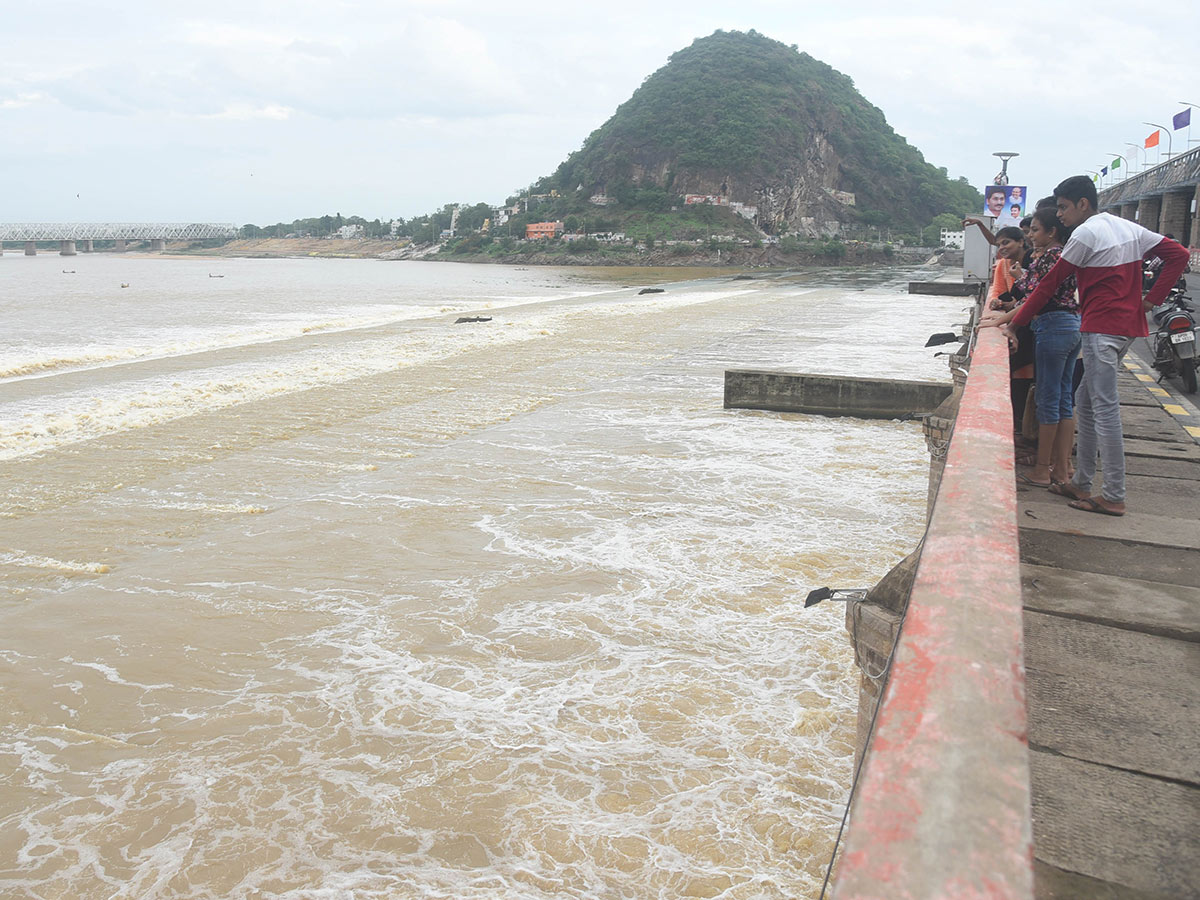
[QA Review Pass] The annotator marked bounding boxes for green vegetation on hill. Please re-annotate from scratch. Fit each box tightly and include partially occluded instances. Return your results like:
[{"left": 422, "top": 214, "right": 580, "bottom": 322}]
[
  {"left": 540, "top": 29, "right": 979, "bottom": 235},
  {"left": 243, "top": 30, "right": 979, "bottom": 248}
]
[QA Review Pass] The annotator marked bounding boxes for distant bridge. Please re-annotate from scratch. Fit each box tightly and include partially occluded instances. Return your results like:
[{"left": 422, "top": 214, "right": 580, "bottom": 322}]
[
  {"left": 1099, "top": 145, "right": 1200, "bottom": 252},
  {"left": 0, "top": 222, "right": 238, "bottom": 255}
]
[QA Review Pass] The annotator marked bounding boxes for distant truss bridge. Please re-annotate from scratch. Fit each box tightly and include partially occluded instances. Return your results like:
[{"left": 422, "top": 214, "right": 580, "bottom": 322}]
[{"left": 0, "top": 223, "right": 238, "bottom": 241}]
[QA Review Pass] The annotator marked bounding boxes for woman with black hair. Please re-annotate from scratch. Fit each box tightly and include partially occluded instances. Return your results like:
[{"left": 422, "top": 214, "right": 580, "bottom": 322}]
[
  {"left": 984, "top": 207, "right": 1080, "bottom": 485},
  {"left": 985, "top": 226, "right": 1037, "bottom": 437}
]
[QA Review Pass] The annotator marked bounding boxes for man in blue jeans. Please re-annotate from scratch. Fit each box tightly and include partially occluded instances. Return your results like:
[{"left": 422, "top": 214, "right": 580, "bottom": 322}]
[{"left": 994, "top": 175, "right": 1189, "bottom": 515}]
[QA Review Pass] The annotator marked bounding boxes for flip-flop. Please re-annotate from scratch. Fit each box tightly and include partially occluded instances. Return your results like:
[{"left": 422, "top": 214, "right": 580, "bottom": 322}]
[
  {"left": 1069, "top": 497, "right": 1125, "bottom": 517},
  {"left": 1049, "top": 481, "right": 1089, "bottom": 500},
  {"left": 1017, "top": 472, "right": 1053, "bottom": 487}
]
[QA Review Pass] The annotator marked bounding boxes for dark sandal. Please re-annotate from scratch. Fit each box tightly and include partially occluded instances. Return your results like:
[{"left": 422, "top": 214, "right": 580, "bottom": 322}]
[
  {"left": 1069, "top": 496, "right": 1125, "bottom": 517},
  {"left": 1049, "top": 481, "right": 1089, "bottom": 500}
]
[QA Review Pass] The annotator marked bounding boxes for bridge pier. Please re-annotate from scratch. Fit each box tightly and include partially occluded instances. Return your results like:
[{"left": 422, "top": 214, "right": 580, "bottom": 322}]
[
  {"left": 1137, "top": 194, "right": 1162, "bottom": 231},
  {"left": 1192, "top": 185, "right": 1200, "bottom": 249},
  {"left": 25, "top": 241, "right": 37, "bottom": 256},
  {"left": 1159, "top": 189, "right": 1192, "bottom": 244},
  {"left": 1120, "top": 201, "right": 1138, "bottom": 221},
  {"left": 80, "top": 239, "right": 94, "bottom": 253},
  {"left": 150, "top": 239, "right": 166, "bottom": 252},
  {"left": 59, "top": 240, "right": 77, "bottom": 256},
  {"left": 114, "top": 239, "right": 127, "bottom": 253}
]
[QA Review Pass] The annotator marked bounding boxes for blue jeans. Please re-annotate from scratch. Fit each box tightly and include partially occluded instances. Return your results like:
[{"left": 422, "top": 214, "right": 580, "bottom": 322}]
[
  {"left": 1073, "top": 332, "right": 1134, "bottom": 503},
  {"left": 1032, "top": 311, "right": 1081, "bottom": 425}
]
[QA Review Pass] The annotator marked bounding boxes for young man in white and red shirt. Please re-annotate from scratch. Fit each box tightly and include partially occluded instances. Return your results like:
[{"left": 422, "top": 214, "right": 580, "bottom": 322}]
[{"left": 988, "top": 175, "right": 1189, "bottom": 516}]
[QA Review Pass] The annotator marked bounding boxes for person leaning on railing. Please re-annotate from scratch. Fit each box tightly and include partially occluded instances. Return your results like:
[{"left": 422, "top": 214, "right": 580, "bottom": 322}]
[
  {"left": 981, "top": 207, "right": 1080, "bottom": 488},
  {"left": 983, "top": 175, "right": 1189, "bottom": 516},
  {"left": 983, "top": 226, "right": 1038, "bottom": 439}
]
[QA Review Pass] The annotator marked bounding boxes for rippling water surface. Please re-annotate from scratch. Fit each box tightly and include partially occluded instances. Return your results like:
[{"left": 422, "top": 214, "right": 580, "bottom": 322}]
[{"left": 0, "top": 254, "right": 960, "bottom": 898}]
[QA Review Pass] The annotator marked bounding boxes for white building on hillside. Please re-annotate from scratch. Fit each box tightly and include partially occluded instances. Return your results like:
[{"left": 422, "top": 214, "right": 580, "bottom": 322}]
[{"left": 940, "top": 229, "right": 965, "bottom": 249}]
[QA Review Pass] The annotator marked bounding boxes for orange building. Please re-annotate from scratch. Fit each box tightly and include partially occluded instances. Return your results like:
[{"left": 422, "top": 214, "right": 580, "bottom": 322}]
[{"left": 526, "top": 221, "right": 564, "bottom": 240}]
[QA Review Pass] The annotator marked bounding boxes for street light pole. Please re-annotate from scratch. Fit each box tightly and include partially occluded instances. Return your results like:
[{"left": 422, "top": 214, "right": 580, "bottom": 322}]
[
  {"left": 992, "top": 151, "right": 1019, "bottom": 184},
  {"left": 1144, "top": 122, "right": 1172, "bottom": 159},
  {"left": 1126, "top": 143, "right": 1145, "bottom": 171},
  {"left": 1182, "top": 102, "right": 1198, "bottom": 145}
]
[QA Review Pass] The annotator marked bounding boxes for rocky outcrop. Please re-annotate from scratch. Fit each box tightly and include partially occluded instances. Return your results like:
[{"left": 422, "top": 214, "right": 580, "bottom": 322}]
[{"left": 550, "top": 30, "right": 979, "bottom": 237}]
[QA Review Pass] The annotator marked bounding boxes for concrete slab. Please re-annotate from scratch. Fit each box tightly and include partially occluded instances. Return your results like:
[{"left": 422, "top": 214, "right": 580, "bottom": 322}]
[
  {"left": 1021, "top": 563, "right": 1200, "bottom": 641},
  {"left": 1016, "top": 495, "right": 1200, "bottom": 550},
  {"left": 1123, "top": 437, "right": 1200, "bottom": 462},
  {"left": 1119, "top": 405, "right": 1195, "bottom": 442},
  {"left": 1123, "top": 455, "right": 1200, "bottom": 479},
  {"left": 1030, "top": 751, "right": 1198, "bottom": 899},
  {"left": 722, "top": 369, "right": 952, "bottom": 418},
  {"left": 908, "top": 281, "right": 980, "bottom": 296},
  {"left": 1124, "top": 473, "right": 1200, "bottom": 500},
  {"left": 1018, "top": 530, "right": 1200, "bottom": 586},
  {"left": 1024, "top": 610, "right": 1200, "bottom": 682},
  {"left": 1016, "top": 480, "right": 1200, "bottom": 518},
  {"left": 1117, "top": 382, "right": 1160, "bottom": 407},
  {"left": 1024, "top": 612, "right": 1200, "bottom": 782},
  {"left": 1027, "top": 669, "right": 1198, "bottom": 783},
  {"left": 1034, "top": 860, "right": 1177, "bottom": 900}
]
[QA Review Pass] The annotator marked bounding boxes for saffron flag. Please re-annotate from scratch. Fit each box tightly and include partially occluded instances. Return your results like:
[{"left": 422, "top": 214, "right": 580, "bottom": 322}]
[
  {"left": 1112, "top": 158, "right": 1121, "bottom": 169},
  {"left": 1146, "top": 129, "right": 1161, "bottom": 148},
  {"left": 1174, "top": 108, "right": 1192, "bottom": 130}
]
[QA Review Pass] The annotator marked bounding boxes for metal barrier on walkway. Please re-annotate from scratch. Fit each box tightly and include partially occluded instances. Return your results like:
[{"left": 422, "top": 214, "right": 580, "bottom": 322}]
[{"left": 834, "top": 327, "right": 1033, "bottom": 899}]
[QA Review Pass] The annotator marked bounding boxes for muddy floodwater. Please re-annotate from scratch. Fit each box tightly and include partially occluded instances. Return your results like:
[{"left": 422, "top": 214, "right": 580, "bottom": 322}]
[{"left": 0, "top": 256, "right": 958, "bottom": 898}]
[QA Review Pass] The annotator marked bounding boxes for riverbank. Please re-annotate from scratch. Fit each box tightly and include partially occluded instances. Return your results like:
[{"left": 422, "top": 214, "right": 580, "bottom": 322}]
[{"left": 173, "top": 237, "right": 938, "bottom": 268}]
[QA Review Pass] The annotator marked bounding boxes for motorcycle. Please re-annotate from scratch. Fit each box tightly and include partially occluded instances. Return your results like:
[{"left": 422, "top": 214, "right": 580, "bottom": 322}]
[{"left": 1149, "top": 283, "right": 1198, "bottom": 394}]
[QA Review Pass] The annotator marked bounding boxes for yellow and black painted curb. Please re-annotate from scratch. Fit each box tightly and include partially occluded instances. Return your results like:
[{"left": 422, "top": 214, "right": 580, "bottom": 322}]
[{"left": 1123, "top": 357, "right": 1200, "bottom": 440}]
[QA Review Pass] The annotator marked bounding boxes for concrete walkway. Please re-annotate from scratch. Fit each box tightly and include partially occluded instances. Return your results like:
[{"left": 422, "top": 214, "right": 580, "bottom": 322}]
[{"left": 1017, "top": 365, "right": 1200, "bottom": 899}]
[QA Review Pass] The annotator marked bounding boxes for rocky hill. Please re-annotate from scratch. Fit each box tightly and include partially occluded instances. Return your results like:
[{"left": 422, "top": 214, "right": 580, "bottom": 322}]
[{"left": 541, "top": 29, "right": 978, "bottom": 236}]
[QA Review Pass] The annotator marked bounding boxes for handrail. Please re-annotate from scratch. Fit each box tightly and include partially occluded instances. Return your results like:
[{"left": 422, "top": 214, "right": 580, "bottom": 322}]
[
  {"left": 833, "top": 326, "right": 1032, "bottom": 899},
  {"left": 1099, "top": 144, "right": 1200, "bottom": 206}
]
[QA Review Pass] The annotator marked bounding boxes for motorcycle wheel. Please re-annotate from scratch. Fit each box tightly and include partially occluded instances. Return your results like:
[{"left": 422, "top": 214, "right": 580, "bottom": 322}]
[{"left": 1182, "top": 358, "right": 1198, "bottom": 394}]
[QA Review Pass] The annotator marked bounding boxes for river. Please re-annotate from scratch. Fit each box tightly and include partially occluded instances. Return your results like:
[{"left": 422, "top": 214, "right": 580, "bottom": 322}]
[{"left": 0, "top": 254, "right": 958, "bottom": 899}]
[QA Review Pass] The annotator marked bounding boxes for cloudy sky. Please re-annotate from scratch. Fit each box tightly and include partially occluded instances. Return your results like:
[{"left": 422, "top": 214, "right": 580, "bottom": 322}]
[{"left": 3, "top": 0, "right": 1197, "bottom": 226}]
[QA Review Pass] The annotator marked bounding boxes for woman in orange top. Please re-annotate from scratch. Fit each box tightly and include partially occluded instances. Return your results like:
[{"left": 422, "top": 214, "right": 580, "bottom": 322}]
[
  {"left": 988, "top": 226, "right": 1026, "bottom": 308},
  {"left": 987, "top": 227, "right": 1035, "bottom": 438}
]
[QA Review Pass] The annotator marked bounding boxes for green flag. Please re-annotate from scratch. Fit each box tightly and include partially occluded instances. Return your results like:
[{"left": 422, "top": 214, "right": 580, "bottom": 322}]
[
  {"left": 1112, "top": 158, "right": 1121, "bottom": 169},
  {"left": 1092, "top": 174, "right": 1099, "bottom": 182}
]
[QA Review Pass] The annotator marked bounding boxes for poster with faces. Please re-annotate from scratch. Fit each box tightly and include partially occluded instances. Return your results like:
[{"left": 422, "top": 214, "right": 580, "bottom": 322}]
[{"left": 982, "top": 185, "right": 1028, "bottom": 221}]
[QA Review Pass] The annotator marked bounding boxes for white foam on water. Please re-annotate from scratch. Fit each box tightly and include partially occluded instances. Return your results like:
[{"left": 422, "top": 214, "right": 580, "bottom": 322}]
[
  {"left": 0, "top": 264, "right": 952, "bottom": 898},
  {"left": 0, "top": 304, "right": 454, "bottom": 383},
  {"left": 0, "top": 551, "right": 111, "bottom": 575},
  {"left": 0, "top": 283, "right": 756, "bottom": 461}
]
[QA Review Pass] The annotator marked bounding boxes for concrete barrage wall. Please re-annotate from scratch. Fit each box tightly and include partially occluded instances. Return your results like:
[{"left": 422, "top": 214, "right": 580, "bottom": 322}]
[{"left": 834, "top": 326, "right": 1033, "bottom": 899}]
